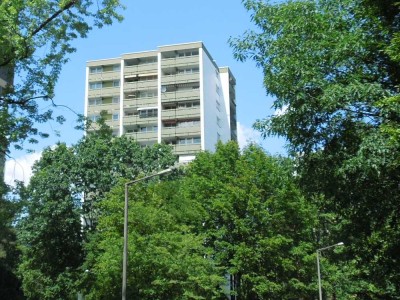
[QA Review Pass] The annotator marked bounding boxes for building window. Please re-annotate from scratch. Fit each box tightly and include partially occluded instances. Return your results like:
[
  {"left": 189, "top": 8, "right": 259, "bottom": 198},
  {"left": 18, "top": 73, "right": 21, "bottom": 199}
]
[
  {"left": 139, "top": 108, "right": 158, "bottom": 118},
  {"left": 141, "top": 57, "right": 157, "bottom": 64},
  {"left": 178, "top": 101, "right": 200, "bottom": 108},
  {"left": 177, "top": 50, "right": 199, "bottom": 57},
  {"left": 217, "top": 117, "right": 221, "bottom": 127},
  {"left": 88, "top": 98, "right": 102, "bottom": 105},
  {"left": 113, "top": 80, "right": 120, "bottom": 87},
  {"left": 90, "top": 66, "right": 103, "bottom": 74},
  {"left": 178, "top": 67, "right": 199, "bottom": 74},
  {"left": 217, "top": 133, "right": 221, "bottom": 141},
  {"left": 112, "top": 96, "right": 120, "bottom": 104},
  {"left": 89, "top": 115, "right": 100, "bottom": 122},
  {"left": 113, "top": 64, "right": 121, "bottom": 72},
  {"left": 177, "top": 120, "right": 200, "bottom": 128},
  {"left": 216, "top": 100, "right": 221, "bottom": 111},
  {"left": 164, "top": 122, "right": 176, "bottom": 128},
  {"left": 139, "top": 90, "right": 157, "bottom": 98},
  {"left": 89, "top": 82, "right": 102, "bottom": 90},
  {"left": 140, "top": 126, "right": 157, "bottom": 132},
  {"left": 112, "top": 113, "right": 119, "bottom": 121},
  {"left": 178, "top": 137, "right": 201, "bottom": 145},
  {"left": 216, "top": 85, "right": 220, "bottom": 95}
]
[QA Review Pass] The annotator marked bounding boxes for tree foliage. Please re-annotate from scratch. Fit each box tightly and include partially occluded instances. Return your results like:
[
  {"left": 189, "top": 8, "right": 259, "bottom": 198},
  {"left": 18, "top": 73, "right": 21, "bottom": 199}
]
[
  {"left": 16, "top": 128, "right": 176, "bottom": 299},
  {"left": 82, "top": 142, "right": 322, "bottom": 299},
  {"left": 230, "top": 0, "right": 400, "bottom": 297},
  {"left": 17, "top": 144, "right": 82, "bottom": 300},
  {"left": 0, "top": 0, "right": 124, "bottom": 154},
  {"left": 0, "top": 188, "right": 24, "bottom": 299},
  {"left": 181, "top": 142, "right": 319, "bottom": 299},
  {"left": 82, "top": 179, "right": 225, "bottom": 300}
]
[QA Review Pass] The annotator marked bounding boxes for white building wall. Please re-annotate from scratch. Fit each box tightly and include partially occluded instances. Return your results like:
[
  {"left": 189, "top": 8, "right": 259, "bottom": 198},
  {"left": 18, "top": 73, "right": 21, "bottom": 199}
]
[{"left": 201, "top": 50, "right": 231, "bottom": 152}]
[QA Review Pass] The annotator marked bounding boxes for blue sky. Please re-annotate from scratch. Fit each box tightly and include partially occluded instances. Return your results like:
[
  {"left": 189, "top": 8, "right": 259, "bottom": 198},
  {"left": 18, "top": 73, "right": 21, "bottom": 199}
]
[{"left": 5, "top": 0, "right": 286, "bottom": 184}]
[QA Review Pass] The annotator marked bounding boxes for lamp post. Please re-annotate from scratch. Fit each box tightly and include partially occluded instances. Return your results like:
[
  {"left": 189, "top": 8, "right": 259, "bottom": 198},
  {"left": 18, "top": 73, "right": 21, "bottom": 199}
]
[
  {"left": 316, "top": 242, "right": 344, "bottom": 300},
  {"left": 122, "top": 165, "right": 180, "bottom": 300}
]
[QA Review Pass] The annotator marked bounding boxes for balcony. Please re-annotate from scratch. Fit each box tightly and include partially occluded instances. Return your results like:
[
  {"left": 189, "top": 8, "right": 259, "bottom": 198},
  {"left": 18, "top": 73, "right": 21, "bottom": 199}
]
[
  {"left": 171, "top": 143, "right": 201, "bottom": 155},
  {"left": 123, "top": 115, "right": 158, "bottom": 125},
  {"left": 105, "top": 119, "right": 120, "bottom": 129},
  {"left": 88, "top": 86, "right": 120, "bottom": 97},
  {"left": 125, "top": 131, "right": 158, "bottom": 142},
  {"left": 161, "top": 107, "right": 200, "bottom": 120},
  {"left": 161, "top": 73, "right": 199, "bottom": 85},
  {"left": 124, "top": 79, "right": 158, "bottom": 91},
  {"left": 88, "top": 71, "right": 120, "bottom": 82},
  {"left": 161, "top": 126, "right": 201, "bottom": 138},
  {"left": 87, "top": 103, "right": 119, "bottom": 115},
  {"left": 124, "top": 63, "right": 157, "bottom": 76},
  {"left": 161, "top": 56, "right": 199, "bottom": 68},
  {"left": 124, "top": 97, "right": 157, "bottom": 109},
  {"left": 161, "top": 89, "right": 200, "bottom": 103}
]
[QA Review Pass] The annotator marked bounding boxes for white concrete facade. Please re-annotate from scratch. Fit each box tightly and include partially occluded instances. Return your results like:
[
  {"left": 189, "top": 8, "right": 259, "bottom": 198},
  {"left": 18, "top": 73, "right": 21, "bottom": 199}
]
[{"left": 85, "top": 42, "right": 237, "bottom": 161}]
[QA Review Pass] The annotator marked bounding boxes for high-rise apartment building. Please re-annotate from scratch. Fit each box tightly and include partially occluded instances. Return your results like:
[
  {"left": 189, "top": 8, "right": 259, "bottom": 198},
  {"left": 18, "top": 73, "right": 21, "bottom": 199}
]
[{"left": 85, "top": 42, "right": 237, "bottom": 162}]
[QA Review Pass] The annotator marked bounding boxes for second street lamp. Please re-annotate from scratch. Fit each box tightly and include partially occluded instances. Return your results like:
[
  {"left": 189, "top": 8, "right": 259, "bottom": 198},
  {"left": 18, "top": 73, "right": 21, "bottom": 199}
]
[
  {"left": 122, "top": 166, "right": 180, "bottom": 300},
  {"left": 316, "top": 242, "right": 344, "bottom": 300}
]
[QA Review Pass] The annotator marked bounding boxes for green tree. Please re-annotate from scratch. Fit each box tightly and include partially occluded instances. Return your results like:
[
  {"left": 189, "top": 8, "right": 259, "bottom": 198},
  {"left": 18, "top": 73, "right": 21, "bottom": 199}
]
[
  {"left": 82, "top": 179, "right": 225, "bottom": 300},
  {"left": 17, "top": 127, "right": 177, "bottom": 299},
  {"left": 73, "top": 126, "right": 177, "bottom": 231},
  {"left": 181, "top": 142, "right": 319, "bottom": 299},
  {"left": 0, "top": 0, "right": 124, "bottom": 158},
  {"left": 17, "top": 144, "right": 82, "bottom": 299},
  {"left": 0, "top": 186, "right": 24, "bottom": 299},
  {"left": 230, "top": 0, "right": 400, "bottom": 297}
]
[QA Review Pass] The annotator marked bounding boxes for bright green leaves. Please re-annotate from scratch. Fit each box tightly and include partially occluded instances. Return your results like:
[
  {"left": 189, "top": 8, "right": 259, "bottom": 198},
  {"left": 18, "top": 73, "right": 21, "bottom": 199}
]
[
  {"left": 181, "top": 142, "right": 318, "bottom": 299},
  {"left": 17, "top": 143, "right": 83, "bottom": 300},
  {"left": 231, "top": 0, "right": 397, "bottom": 154},
  {"left": 16, "top": 131, "right": 176, "bottom": 299},
  {"left": 81, "top": 142, "right": 321, "bottom": 299},
  {"left": 0, "top": 0, "right": 124, "bottom": 155},
  {"left": 83, "top": 180, "right": 225, "bottom": 300},
  {"left": 231, "top": 0, "right": 400, "bottom": 297}
]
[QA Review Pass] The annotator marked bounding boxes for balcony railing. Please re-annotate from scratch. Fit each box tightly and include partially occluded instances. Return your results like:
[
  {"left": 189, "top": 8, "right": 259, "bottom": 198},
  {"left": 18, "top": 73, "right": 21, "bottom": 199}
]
[
  {"left": 161, "top": 107, "right": 200, "bottom": 120},
  {"left": 161, "top": 89, "right": 200, "bottom": 102},
  {"left": 125, "top": 131, "right": 158, "bottom": 141},
  {"left": 88, "top": 71, "right": 120, "bottom": 81},
  {"left": 124, "top": 63, "right": 157, "bottom": 75},
  {"left": 161, "top": 73, "right": 199, "bottom": 85},
  {"left": 124, "top": 98, "right": 157, "bottom": 109},
  {"left": 88, "top": 86, "right": 120, "bottom": 97},
  {"left": 161, "top": 56, "right": 199, "bottom": 68},
  {"left": 124, "top": 79, "right": 158, "bottom": 91},
  {"left": 123, "top": 115, "right": 158, "bottom": 125},
  {"left": 161, "top": 126, "right": 201, "bottom": 138}
]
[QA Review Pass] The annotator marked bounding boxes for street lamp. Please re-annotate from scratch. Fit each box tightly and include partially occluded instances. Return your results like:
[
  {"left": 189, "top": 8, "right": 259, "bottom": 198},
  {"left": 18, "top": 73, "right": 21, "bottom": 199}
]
[
  {"left": 316, "top": 242, "right": 344, "bottom": 300},
  {"left": 122, "top": 165, "right": 182, "bottom": 300}
]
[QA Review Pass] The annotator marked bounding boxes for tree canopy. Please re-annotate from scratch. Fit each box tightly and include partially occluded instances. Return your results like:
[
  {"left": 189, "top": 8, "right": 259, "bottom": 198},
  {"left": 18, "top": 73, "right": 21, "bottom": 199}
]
[
  {"left": 0, "top": 0, "right": 124, "bottom": 155},
  {"left": 16, "top": 128, "right": 176, "bottom": 299},
  {"left": 230, "top": 0, "right": 400, "bottom": 297},
  {"left": 82, "top": 179, "right": 225, "bottom": 300},
  {"left": 180, "top": 142, "right": 320, "bottom": 299}
]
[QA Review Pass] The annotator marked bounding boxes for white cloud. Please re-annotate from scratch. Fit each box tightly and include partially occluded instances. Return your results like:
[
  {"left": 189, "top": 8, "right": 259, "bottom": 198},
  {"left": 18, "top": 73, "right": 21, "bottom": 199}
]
[
  {"left": 4, "top": 152, "right": 42, "bottom": 186},
  {"left": 237, "top": 122, "right": 262, "bottom": 149}
]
